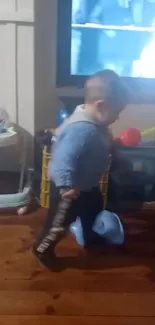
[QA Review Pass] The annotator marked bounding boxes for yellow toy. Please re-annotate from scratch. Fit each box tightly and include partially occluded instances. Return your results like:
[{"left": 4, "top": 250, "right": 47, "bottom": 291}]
[{"left": 141, "top": 126, "right": 155, "bottom": 137}]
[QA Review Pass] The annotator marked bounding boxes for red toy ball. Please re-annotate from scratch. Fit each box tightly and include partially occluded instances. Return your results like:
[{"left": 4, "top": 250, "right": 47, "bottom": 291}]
[{"left": 120, "top": 128, "right": 141, "bottom": 146}]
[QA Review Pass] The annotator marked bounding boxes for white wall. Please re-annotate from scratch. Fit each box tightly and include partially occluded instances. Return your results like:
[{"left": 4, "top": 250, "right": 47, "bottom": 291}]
[
  {"left": 0, "top": 0, "right": 34, "bottom": 131},
  {"left": 0, "top": 0, "right": 34, "bottom": 170}
]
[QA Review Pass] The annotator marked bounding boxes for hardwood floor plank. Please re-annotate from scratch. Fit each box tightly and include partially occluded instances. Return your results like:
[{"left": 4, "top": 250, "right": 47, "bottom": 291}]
[
  {"left": 0, "top": 292, "right": 155, "bottom": 316},
  {"left": 0, "top": 225, "right": 31, "bottom": 239},
  {"left": 0, "top": 209, "right": 155, "bottom": 320},
  {"left": 0, "top": 273, "right": 155, "bottom": 292},
  {"left": 0, "top": 316, "right": 155, "bottom": 325},
  {"left": 0, "top": 256, "right": 154, "bottom": 280},
  {"left": 1, "top": 240, "right": 155, "bottom": 278}
]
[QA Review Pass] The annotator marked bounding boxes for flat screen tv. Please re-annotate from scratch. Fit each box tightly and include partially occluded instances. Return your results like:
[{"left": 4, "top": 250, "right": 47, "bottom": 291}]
[{"left": 56, "top": 0, "right": 155, "bottom": 103}]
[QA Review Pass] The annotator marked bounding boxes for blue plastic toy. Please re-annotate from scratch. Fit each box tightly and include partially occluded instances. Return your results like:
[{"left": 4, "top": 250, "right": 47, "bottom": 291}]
[
  {"left": 70, "top": 210, "right": 124, "bottom": 246},
  {"left": 92, "top": 210, "right": 124, "bottom": 245}
]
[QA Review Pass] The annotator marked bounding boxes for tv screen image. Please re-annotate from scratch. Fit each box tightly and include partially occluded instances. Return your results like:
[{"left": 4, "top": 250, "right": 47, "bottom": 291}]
[{"left": 71, "top": 0, "right": 155, "bottom": 78}]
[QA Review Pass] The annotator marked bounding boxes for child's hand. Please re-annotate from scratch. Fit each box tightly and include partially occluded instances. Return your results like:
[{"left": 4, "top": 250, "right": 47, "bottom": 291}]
[{"left": 62, "top": 188, "right": 80, "bottom": 199}]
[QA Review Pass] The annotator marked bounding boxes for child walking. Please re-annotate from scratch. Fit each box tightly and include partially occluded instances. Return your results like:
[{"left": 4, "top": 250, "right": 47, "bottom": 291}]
[{"left": 32, "top": 70, "right": 128, "bottom": 269}]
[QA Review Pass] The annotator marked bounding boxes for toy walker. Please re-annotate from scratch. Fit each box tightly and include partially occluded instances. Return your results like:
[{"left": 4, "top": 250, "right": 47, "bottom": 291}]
[{"left": 40, "top": 125, "right": 155, "bottom": 210}]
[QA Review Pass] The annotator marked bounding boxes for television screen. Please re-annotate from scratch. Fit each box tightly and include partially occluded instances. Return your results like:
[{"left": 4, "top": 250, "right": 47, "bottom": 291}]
[{"left": 71, "top": 0, "right": 155, "bottom": 78}]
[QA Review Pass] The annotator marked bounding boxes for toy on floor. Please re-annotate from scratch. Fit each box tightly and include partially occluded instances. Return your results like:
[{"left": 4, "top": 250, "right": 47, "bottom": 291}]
[{"left": 70, "top": 210, "right": 124, "bottom": 246}]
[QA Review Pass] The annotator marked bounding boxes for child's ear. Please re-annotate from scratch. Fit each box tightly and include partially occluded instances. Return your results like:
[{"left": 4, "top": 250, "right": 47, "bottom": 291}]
[{"left": 95, "top": 100, "right": 105, "bottom": 110}]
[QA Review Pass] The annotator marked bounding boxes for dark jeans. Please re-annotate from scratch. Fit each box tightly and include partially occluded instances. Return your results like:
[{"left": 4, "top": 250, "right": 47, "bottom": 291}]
[{"left": 36, "top": 183, "right": 103, "bottom": 254}]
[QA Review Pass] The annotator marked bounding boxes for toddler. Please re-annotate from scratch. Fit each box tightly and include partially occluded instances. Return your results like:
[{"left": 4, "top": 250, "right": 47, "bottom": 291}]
[{"left": 32, "top": 70, "right": 128, "bottom": 269}]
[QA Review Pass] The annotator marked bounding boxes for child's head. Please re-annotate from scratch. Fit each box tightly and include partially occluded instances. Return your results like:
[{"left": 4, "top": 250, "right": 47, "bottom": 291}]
[{"left": 84, "top": 70, "right": 128, "bottom": 125}]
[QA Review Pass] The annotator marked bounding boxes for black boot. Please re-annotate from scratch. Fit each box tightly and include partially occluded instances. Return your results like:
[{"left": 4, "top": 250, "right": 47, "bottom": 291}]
[{"left": 31, "top": 245, "right": 57, "bottom": 270}]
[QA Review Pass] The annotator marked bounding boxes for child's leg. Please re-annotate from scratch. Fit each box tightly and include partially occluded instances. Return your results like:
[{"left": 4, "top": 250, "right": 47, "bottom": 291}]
[
  {"left": 79, "top": 187, "right": 103, "bottom": 247},
  {"left": 33, "top": 183, "right": 78, "bottom": 268}
]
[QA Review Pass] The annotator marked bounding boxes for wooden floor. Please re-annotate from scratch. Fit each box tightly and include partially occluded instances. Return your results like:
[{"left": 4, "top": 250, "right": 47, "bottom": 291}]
[{"left": 1, "top": 208, "right": 155, "bottom": 325}]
